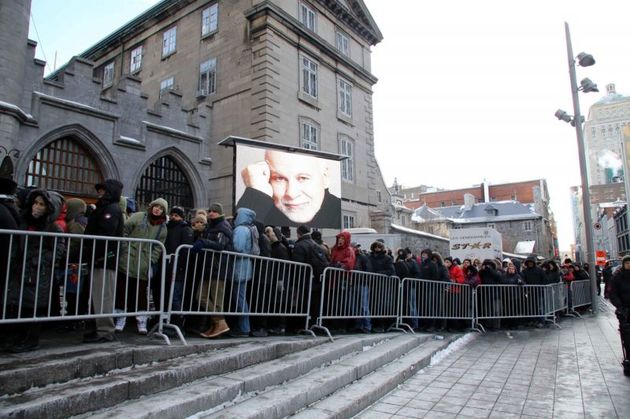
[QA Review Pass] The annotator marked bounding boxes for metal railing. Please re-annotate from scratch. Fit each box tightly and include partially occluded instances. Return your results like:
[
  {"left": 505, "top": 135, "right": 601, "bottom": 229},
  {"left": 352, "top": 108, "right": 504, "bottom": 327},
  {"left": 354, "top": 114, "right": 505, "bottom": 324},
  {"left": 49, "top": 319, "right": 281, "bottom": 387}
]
[
  {"left": 165, "top": 245, "right": 315, "bottom": 344},
  {"left": 569, "top": 279, "right": 592, "bottom": 311},
  {"left": 0, "top": 227, "right": 596, "bottom": 347},
  {"left": 397, "top": 278, "right": 475, "bottom": 332},
  {"left": 474, "top": 284, "right": 561, "bottom": 330},
  {"left": 311, "top": 267, "right": 404, "bottom": 340},
  {"left": 0, "top": 229, "right": 170, "bottom": 343}
]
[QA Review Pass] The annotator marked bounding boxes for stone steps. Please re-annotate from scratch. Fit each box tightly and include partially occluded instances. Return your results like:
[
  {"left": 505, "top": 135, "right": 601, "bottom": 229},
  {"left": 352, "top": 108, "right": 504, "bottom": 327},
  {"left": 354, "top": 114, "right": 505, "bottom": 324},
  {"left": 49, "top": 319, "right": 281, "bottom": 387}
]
[
  {"left": 197, "top": 334, "right": 457, "bottom": 419},
  {"left": 79, "top": 335, "right": 395, "bottom": 419},
  {"left": 0, "top": 337, "right": 327, "bottom": 419}
]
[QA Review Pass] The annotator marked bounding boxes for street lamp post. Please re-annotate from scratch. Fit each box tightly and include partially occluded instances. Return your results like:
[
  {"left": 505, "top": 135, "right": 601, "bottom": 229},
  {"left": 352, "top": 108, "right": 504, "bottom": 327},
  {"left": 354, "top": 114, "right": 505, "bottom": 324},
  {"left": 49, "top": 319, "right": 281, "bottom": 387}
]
[{"left": 561, "top": 22, "right": 599, "bottom": 312}]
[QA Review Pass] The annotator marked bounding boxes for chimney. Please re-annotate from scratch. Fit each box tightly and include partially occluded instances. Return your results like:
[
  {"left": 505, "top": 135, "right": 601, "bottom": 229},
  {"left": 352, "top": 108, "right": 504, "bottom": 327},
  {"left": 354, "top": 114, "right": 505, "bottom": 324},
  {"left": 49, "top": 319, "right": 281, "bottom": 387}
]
[
  {"left": 464, "top": 193, "right": 475, "bottom": 211},
  {"left": 606, "top": 83, "right": 616, "bottom": 95}
]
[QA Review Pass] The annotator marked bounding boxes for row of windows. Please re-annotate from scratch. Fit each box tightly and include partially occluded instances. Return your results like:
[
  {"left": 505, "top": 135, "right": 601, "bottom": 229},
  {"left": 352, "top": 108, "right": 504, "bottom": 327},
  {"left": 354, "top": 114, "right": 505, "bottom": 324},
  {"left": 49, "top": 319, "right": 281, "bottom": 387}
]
[
  {"left": 300, "top": 55, "right": 354, "bottom": 119},
  {"left": 102, "top": 3, "right": 219, "bottom": 96},
  {"left": 299, "top": 117, "right": 354, "bottom": 182},
  {"left": 299, "top": 2, "right": 351, "bottom": 58}
]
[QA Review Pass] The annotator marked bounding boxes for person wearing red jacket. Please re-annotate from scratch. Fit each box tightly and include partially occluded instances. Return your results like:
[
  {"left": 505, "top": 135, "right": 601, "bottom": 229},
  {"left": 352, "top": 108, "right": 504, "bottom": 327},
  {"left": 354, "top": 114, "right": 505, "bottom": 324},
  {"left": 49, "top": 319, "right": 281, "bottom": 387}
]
[{"left": 330, "top": 230, "right": 355, "bottom": 270}]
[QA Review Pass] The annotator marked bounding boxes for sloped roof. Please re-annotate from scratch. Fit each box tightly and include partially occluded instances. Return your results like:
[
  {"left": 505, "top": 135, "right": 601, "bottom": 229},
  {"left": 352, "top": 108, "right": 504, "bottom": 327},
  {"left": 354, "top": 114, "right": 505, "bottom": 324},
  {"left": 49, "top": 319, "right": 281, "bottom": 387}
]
[
  {"left": 412, "top": 204, "right": 445, "bottom": 221},
  {"left": 430, "top": 200, "right": 541, "bottom": 224}
]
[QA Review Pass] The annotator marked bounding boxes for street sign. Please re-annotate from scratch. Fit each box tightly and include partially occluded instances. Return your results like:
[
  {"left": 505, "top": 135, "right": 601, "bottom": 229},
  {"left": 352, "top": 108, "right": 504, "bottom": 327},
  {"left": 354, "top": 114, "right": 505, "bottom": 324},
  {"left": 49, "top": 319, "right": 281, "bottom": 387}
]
[{"left": 596, "top": 250, "right": 607, "bottom": 266}]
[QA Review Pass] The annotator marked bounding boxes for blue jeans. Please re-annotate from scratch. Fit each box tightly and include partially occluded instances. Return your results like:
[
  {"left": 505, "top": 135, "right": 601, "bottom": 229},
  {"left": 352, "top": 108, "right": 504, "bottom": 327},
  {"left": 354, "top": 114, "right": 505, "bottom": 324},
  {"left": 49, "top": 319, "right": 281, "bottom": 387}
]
[
  {"left": 352, "top": 283, "right": 371, "bottom": 331},
  {"left": 231, "top": 281, "right": 250, "bottom": 333}
]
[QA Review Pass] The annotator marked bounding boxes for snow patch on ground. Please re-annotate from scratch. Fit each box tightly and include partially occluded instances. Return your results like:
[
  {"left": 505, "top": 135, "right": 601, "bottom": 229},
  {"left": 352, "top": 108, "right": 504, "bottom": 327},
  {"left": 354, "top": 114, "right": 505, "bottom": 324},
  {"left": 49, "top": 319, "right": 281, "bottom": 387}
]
[{"left": 430, "top": 333, "right": 476, "bottom": 366}]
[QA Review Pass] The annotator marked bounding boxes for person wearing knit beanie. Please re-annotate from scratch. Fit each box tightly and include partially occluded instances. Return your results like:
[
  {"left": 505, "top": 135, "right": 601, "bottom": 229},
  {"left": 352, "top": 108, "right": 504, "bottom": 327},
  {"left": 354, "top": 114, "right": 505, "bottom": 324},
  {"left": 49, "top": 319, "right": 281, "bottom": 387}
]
[{"left": 208, "top": 203, "right": 223, "bottom": 215}]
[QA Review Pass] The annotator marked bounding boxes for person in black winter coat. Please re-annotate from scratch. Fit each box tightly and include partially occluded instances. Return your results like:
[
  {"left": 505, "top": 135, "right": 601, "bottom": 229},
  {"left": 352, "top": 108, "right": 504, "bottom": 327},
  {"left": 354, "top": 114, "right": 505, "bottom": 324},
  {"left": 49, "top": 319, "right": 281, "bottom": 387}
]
[
  {"left": 82, "top": 179, "right": 125, "bottom": 344},
  {"left": 9, "top": 188, "right": 66, "bottom": 352},
  {"left": 189, "top": 203, "right": 233, "bottom": 338},
  {"left": 542, "top": 260, "right": 563, "bottom": 284},
  {"left": 0, "top": 177, "right": 20, "bottom": 326},
  {"left": 417, "top": 248, "right": 438, "bottom": 281},
  {"left": 164, "top": 206, "right": 194, "bottom": 329},
  {"left": 519, "top": 254, "right": 547, "bottom": 327},
  {"left": 478, "top": 259, "right": 503, "bottom": 330},
  {"left": 609, "top": 255, "right": 630, "bottom": 376},
  {"left": 368, "top": 241, "right": 395, "bottom": 332},
  {"left": 262, "top": 226, "right": 291, "bottom": 335}
]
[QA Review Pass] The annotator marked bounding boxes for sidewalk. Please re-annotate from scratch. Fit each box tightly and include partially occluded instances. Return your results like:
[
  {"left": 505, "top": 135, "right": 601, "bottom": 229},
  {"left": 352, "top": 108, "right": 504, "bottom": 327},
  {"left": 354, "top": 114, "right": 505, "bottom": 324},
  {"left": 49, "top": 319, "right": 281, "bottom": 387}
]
[{"left": 357, "top": 298, "right": 629, "bottom": 418}]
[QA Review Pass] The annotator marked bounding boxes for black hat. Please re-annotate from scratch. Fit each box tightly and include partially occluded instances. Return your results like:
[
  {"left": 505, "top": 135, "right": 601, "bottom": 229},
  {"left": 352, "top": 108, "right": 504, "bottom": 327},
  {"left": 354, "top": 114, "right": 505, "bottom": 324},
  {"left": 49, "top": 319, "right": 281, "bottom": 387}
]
[
  {"left": 170, "top": 206, "right": 185, "bottom": 218},
  {"left": 297, "top": 225, "right": 310, "bottom": 235},
  {"left": 0, "top": 177, "right": 17, "bottom": 195}
]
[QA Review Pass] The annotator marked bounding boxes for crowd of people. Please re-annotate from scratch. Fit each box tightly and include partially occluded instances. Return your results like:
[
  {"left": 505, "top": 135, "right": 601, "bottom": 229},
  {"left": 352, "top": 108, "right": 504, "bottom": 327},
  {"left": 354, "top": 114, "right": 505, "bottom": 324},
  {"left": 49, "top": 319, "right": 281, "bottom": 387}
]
[{"left": 1, "top": 175, "right": 629, "bottom": 373}]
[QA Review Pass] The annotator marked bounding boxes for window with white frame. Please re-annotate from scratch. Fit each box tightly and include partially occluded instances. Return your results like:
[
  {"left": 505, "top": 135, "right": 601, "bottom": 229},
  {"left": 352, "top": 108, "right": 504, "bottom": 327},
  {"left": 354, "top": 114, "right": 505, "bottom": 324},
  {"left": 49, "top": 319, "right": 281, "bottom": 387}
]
[
  {"left": 377, "top": 191, "right": 382, "bottom": 202},
  {"left": 523, "top": 220, "right": 533, "bottom": 232},
  {"left": 338, "top": 78, "right": 352, "bottom": 117},
  {"left": 159, "top": 76, "right": 174, "bottom": 97},
  {"left": 162, "top": 26, "right": 177, "bottom": 57},
  {"left": 201, "top": 3, "right": 218, "bottom": 36},
  {"left": 339, "top": 136, "right": 354, "bottom": 182},
  {"left": 130, "top": 46, "right": 143, "bottom": 73},
  {"left": 300, "top": 118, "right": 319, "bottom": 150},
  {"left": 199, "top": 58, "right": 217, "bottom": 95},
  {"left": 299, "top": 2, "right": 316, "bottom": 31},
  {"left": 102, "top": 62, "right": 114, "bottom": 88},
  {"left": 301, "top": 56, "right": 318, "bottom": 98},
  {"left": 343, "top": 214, "right": 355, "bottom": 229},
  {"left": 335, "top": 30, "right": 349, "bottom": 56}
]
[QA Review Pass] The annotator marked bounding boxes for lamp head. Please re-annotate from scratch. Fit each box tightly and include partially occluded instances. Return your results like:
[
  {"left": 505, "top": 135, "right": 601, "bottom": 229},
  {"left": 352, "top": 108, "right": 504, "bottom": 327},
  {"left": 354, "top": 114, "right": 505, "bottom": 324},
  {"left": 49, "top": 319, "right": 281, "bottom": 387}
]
[
  {"left": 576, "top": 52, "right": 595, "bottom": 67},
  {"left": 555, "top": 109, "right": 573, "bottom": 123},
  {"left": 580, "top": 78, "right": 599, "bottom": 93}
]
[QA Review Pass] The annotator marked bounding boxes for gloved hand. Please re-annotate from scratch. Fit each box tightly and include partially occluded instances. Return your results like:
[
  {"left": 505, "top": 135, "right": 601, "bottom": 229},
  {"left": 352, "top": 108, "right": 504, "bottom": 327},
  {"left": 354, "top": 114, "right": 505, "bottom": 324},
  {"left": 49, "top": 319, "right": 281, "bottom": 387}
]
[{"left": 191, "top": 240, "right": 205, "bottom": 253}]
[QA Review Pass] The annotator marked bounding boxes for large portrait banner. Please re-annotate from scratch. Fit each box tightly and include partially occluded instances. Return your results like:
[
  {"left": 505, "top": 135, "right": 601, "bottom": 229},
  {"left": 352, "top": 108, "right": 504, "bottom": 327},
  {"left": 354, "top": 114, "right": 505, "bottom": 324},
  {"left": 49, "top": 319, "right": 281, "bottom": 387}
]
[{"left": 234, "top": 144, "right": 342, "bottom": 228}]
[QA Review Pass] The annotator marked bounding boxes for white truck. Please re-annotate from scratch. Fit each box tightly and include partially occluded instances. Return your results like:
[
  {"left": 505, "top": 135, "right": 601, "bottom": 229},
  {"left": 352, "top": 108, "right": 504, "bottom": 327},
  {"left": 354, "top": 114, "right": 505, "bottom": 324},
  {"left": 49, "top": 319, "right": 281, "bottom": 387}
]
[{"left": 449, "top": 227, "right": 503, "bottom": 261}]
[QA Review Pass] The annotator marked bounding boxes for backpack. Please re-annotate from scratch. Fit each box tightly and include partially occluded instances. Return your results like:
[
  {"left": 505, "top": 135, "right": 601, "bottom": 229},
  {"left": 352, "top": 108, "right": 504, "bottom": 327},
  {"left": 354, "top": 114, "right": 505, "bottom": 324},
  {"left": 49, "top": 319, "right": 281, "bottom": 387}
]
[
  {"left": 395, "top": 260, "right": 411, "bottom": 279},
  {"left": 307, "top": 241, "right": 329, "bottom": 279},
  {"left": 248, "top": 225, "right": 260, "bottom": 256}
]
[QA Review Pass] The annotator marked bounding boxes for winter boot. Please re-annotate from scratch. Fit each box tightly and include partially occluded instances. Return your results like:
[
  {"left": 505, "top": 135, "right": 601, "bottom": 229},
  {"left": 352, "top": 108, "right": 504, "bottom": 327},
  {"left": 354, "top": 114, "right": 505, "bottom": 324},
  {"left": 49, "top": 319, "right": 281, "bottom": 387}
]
[
  {"left": 623, "top": 359, "right": 630, "bottom": 377},
  {"left": 201, "top": 319, "right": 230, "bottom": 338},
  {"left": 136, "top": 316, "right": 148, "bottom": 335}
]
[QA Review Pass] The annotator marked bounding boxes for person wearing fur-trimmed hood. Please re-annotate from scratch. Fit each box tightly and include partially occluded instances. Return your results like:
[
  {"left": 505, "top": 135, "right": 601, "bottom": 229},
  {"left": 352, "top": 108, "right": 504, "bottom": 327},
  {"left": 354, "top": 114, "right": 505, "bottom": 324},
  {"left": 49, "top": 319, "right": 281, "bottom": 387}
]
[{"left": 115, "top": 198, "right": 168, "bottom": 335}]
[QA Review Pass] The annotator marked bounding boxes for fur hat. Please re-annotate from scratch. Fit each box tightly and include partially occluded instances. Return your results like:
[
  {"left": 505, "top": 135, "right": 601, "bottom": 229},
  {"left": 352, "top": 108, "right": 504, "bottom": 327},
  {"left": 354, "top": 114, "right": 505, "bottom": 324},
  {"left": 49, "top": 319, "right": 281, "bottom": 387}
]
[
  {"left": 192, "top": 214, "right": 207, "bottom": 225},
  {"left": 208, "top": 203, "right": 223, "bottom": 215}
]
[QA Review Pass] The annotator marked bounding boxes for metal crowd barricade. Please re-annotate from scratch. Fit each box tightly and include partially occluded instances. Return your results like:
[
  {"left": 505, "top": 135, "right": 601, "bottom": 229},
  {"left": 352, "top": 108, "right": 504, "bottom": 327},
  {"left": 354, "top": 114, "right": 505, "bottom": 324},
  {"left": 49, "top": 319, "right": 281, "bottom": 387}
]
[
  {"left": 311, "top": 267, "right": 403, "bottom": 341},
  {"left": 165, "top": 245, "right": 315, "bottom": 345},
  {"left": 397, "top": 278, "right": 475, "bottom": 332},
  {"left": 569, "top": 279, "right": 592, "bottom": 312},
  {"left": 0, "top": 229, "right": 170, "bottom": 344},
  {"left": 549, "top": 282, "right": 568, "bottom": 315},
  {"left": 474, "top": 284, "right": 560, "bottom": 330}
]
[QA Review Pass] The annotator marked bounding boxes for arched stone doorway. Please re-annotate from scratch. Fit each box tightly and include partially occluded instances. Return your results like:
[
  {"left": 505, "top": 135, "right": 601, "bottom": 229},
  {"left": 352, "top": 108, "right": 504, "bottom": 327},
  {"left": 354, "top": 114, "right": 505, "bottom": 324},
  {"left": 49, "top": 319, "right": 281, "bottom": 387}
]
[
  {"left": 24, "top": 136, "right": 104, "bottom": 203},
  {"left": 135, "top": 155, "right": 194, "bottom": 211}
]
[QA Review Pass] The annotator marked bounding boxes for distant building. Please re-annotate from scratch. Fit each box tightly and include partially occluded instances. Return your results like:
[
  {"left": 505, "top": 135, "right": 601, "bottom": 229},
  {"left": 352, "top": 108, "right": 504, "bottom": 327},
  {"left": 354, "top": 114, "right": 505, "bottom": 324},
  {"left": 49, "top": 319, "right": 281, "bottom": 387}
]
[
  {"left": 412, "top": 193, "right": 555, "bottom": 258},
  {"left": 575, "top": 83, "right": 630, "bottom": 260}
]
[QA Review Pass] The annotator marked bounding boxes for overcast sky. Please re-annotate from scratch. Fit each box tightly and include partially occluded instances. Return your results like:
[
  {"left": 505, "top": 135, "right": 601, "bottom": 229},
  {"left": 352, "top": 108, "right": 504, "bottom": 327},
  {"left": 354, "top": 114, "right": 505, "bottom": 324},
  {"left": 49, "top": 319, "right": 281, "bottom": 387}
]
[{"left": 28, "top": 0, "right": 630, "bottom": 250}]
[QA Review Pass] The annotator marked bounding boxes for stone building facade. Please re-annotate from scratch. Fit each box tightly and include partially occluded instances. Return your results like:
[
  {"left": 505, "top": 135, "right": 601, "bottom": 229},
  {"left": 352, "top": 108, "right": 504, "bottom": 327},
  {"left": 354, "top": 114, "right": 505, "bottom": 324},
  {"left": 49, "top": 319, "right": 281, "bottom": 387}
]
[{"left": 1, "top": 0, "right": 392, "bottom": 230}]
